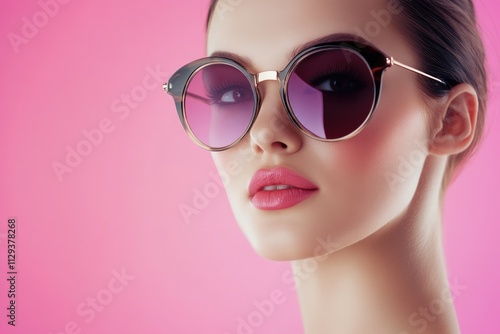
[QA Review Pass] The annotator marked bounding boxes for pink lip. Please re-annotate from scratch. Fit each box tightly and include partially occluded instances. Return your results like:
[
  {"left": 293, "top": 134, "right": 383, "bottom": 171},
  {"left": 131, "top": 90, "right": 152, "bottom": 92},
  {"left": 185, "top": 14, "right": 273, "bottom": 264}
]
[{"left": 248, "top": 167, "right": 318, "bottom": 210}]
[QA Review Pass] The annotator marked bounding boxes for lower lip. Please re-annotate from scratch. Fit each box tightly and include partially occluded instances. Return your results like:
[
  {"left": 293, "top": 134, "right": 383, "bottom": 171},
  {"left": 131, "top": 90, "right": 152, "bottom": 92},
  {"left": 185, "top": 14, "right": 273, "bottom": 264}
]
[{"left": 250, "top": 188, "right": 317, "bottom": 210}]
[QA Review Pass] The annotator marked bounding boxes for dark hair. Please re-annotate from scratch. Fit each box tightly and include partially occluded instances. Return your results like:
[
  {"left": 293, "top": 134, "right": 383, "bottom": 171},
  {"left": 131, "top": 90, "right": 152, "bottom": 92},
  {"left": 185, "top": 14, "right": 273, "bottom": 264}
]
[{"left": 206, "top": 0, "right": 487, "bottom": 188}]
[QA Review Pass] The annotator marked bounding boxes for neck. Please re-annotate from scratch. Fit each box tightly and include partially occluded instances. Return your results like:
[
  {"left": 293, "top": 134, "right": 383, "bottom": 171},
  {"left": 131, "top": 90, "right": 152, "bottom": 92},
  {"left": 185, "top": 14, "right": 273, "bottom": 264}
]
[{"left": 295, "top": 159, "right": 462, "bottom": 334}]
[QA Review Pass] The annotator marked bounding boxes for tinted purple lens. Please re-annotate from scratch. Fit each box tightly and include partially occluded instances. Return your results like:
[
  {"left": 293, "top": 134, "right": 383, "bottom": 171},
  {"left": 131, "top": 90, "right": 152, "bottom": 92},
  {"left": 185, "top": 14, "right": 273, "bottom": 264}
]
[
  {"left": 184, "top": 63, "right": 255, "bottom": 148},
  {"left": 287, "top": 48, "right": 376, "bottom": 140}
]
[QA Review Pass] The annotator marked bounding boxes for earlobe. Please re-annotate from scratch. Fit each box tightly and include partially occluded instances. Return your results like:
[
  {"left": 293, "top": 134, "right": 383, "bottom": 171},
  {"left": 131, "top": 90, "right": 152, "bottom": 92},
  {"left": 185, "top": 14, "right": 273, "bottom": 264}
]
[{"left": 429, "top": 83, "right": 478, "bottom": 156}]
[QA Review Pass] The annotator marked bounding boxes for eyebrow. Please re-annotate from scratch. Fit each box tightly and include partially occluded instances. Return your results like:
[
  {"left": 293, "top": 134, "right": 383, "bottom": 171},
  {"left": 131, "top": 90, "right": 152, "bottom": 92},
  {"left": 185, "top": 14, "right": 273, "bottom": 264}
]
[
  {"left": 209, "top": 32, "right": 375, "bottom": 71},
  {"left": 209, "top": 51, "right": 254, "bottom": 69},
  {"left": 289, "top": 32, "right": 374, "bottom": 58}
]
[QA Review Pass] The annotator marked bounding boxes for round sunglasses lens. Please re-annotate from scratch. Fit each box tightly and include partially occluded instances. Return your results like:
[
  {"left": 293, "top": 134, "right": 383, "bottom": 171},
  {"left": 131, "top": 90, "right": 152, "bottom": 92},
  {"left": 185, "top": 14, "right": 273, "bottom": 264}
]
[
  {"left": 287, "top": 48, "right": 376, "bottom": 140},
  {"left": 184, "top": 63, "right": 255, "bottom": 149}
]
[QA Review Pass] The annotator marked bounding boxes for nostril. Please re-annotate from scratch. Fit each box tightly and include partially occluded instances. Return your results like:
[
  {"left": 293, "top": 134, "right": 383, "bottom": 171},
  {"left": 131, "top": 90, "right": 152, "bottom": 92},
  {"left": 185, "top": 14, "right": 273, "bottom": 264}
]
[{"left": 272, "top": 142, "right": 288, "bottom": 149}]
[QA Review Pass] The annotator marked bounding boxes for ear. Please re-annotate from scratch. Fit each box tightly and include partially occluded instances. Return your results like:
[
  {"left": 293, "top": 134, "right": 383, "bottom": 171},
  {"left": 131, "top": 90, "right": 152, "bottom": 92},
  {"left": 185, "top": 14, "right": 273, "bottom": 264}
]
[{"left": 429, "top": 83, "right": 478, "bottom": 156}]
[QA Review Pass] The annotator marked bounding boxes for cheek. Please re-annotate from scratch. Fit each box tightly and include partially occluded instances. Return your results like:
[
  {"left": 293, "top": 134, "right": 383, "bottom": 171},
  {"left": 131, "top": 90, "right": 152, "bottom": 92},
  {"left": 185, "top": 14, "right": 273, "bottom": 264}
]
[
  {"left": 360, "top": 86, "right": 431, "bottom": 196},
  {"left": 210, "top": 146, "right": 254, "bottom": 203},
  {"left": 345, "top": 104, "right": 429, "bottom": 189},
  {"left": 311, "top": 92, "right": 431, "bottom": 244}
]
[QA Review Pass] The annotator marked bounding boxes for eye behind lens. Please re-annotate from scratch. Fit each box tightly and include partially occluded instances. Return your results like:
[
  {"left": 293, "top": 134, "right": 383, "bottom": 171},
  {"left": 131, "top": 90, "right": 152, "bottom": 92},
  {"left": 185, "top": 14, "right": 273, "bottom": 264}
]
[
  {"left": 285, "top": 47, "right": 377, "bottom": 141},
  {"left": 184, "top": 62, "right": 257, "bottom": 149},
  {"left": 313, "top": 73, "right": 366, "bottom": 94}
]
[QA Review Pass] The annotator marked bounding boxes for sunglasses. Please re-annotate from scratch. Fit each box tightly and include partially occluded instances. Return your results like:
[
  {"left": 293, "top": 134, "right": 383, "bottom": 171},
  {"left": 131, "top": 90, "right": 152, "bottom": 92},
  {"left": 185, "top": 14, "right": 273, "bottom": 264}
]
[{"left": 164, "top": 40, "right": 448, "bottom": 151}]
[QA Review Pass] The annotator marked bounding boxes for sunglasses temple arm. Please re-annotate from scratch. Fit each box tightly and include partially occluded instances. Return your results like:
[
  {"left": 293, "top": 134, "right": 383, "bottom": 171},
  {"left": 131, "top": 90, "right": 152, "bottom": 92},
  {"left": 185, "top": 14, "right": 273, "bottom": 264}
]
[{"left": 390, "top": 58, "right": 447, "bottom": 86}]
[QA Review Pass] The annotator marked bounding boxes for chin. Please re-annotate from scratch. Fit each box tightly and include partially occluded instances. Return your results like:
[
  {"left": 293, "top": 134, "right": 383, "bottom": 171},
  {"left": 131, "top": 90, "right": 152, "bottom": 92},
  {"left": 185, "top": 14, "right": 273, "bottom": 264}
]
[
  {"left": 235, "top": 214, "right": 350, "bottom": 262},
  {"left": 233, "top": 202, "right": 409, "bottom": 262}
]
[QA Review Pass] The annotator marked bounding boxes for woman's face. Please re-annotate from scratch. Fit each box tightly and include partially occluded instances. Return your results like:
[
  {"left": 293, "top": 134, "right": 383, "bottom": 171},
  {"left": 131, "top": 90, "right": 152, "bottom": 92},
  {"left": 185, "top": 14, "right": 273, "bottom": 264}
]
[{"left": 207, "top": 0, "right": 432, "bottom": 260}]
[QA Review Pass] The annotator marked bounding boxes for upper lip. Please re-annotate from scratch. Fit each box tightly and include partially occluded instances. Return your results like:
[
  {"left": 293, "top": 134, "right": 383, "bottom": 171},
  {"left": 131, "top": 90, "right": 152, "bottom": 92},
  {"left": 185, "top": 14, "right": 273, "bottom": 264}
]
[{"left": 248, "top": 167, "right": 318, "bottom": 196}]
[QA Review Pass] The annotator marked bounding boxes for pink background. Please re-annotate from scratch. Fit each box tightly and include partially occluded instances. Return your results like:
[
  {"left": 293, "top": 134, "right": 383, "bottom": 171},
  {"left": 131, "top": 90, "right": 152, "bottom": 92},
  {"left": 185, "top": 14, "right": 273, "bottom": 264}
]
[{"left": 0, "top": 0, "right": 498, "bottom": 333}]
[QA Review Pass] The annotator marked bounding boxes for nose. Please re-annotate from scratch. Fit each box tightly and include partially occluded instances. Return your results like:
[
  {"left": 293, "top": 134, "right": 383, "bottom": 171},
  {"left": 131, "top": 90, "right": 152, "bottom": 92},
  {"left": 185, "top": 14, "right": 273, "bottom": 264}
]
[{"left": 249, "top": 71, "right": 303, "bottom": 156}]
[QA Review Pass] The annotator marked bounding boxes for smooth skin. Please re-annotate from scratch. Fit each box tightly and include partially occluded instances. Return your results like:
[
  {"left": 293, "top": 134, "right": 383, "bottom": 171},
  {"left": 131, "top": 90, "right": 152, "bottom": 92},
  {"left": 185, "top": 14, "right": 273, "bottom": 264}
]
[{"left": 207, "top": 0, "right": 478, "bottom": 332}]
